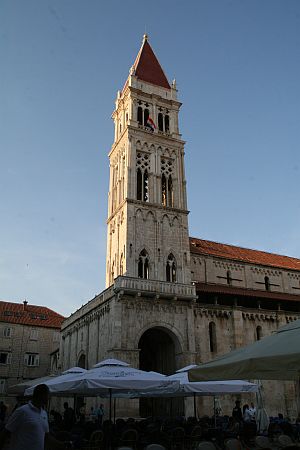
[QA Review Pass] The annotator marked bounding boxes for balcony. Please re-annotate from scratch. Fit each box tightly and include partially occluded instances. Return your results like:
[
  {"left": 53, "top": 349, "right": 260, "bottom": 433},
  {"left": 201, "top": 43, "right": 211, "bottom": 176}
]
[{"left": 113, "top": 276, "right": 197, "bottom": 301}]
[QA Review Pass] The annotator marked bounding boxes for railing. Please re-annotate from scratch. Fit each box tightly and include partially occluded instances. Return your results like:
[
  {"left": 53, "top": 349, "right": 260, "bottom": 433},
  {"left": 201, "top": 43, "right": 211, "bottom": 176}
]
[{"left": 113, "top": 276, "right": 197, "bottom": 300}]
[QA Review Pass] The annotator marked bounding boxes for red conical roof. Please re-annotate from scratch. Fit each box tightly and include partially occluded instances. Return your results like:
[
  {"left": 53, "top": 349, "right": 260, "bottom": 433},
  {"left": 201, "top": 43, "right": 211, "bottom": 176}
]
[{"left": 131, "top": 35, "right": 171, "bottom": 89}]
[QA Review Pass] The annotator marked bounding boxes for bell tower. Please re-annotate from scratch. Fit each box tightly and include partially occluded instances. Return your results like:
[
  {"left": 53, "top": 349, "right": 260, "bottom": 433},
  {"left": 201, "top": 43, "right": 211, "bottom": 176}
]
[{"left": 106, "top": 35, "right": 191, "bottom": 288}]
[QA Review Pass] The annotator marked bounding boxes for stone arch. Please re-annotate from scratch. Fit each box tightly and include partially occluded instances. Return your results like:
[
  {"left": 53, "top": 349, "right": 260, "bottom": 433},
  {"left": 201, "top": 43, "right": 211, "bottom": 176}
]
[
  {"left": 146, "top": 210, "right": 156, "bottom": 223},
  {"left": 134, "top": 208, "right": 144, "bottom": 220},
  {"left": 77, "top": 351, "right": 86, "bottom": 369},
  {"left": 135, "top": 322, "right": 184, "bottom": 357},
  {"left": 161, "top": 213, "right": 171, "bottom": 227},
  {"left": 137, "top": 324, "right": 184, "bottom": 417},
  {"left": 172, "top": 215, "right": 180, "bottom": 227}
]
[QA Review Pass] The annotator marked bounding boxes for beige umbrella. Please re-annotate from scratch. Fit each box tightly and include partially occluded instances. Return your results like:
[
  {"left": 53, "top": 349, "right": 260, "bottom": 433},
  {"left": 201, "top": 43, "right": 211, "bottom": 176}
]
[{"left": 189, "top": 320, "right": 300, "bottom": 381}]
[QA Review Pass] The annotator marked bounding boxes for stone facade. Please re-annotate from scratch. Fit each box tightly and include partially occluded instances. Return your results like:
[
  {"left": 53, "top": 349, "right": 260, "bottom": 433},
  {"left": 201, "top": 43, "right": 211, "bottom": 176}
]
[
  {"left": 60, "top": 36, "right": 300, "bottom": 419},
  {"left": 0, "top": 301, "right": 64, "bottom": 410}
]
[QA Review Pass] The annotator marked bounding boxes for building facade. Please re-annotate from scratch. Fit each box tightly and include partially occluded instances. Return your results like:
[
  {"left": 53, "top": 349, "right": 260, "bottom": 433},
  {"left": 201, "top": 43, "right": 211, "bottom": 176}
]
[
  {"left": 0, "top": 300, "right": 64, "bottom": 408},
  {"left": 61, "top": 36, "right": 300, "bottom": 418}
]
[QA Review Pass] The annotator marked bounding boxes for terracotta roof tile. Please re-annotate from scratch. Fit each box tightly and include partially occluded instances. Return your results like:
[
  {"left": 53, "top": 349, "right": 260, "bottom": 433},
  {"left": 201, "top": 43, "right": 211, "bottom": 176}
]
[
  {"left": 190, "top": 237, "right": 300, "bottom": 272},
  {"left": 123, "top": 36, "right": 170, "bottom": 92},
  {"left": 0, "top": 301, "right": 65, "bottom": 329},
  {"left": 196, "top": 282, "right": 300, "bottom": 302},
  {"left": 133, "top": 38, "right": 170, "bottom": 89}
]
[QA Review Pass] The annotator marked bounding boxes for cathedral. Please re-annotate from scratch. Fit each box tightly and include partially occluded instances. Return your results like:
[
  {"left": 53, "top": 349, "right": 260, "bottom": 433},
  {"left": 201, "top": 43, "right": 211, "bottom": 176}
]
[{"left": 60, "top": 35, "right": 300, "bottom": 418}]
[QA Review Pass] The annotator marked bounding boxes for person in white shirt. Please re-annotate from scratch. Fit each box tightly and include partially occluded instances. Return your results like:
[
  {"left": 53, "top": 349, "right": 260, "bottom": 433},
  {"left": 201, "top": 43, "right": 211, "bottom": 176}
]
[
  {"left": 248, "top": 402, "right": 256, "bottom": 422},
  {"left": 0, "top": 384, "right": 71, "bottom": 450},
  {"left": 243, "top": 404, "right": 252, "bottom": 423}
]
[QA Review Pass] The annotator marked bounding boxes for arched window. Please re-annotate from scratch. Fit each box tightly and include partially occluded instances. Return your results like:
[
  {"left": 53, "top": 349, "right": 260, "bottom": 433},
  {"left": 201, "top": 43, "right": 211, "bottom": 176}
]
[
  {"left": 143, "top": 170, "right": 149, "bottom": 201},
  {"left": 138, "top": 250, "right": 149, "bottom": 279},
  {"left": 264, "top": 276, "right": 270, "bottom": 291},
  {"left": 137, "top": 168, "right": 142, "bottom": 200},
  {"left": 161, "top": 174, "right": 167, "bottom": 206},
  {"left": 111, "top": 262, "right": 115, "bottom": 284},
  {"left": 256, "top": 326, "right": 262, "bottom": 341},
  {"left": 137, "top": 107, "right": 143, "bottom": 125},
  {"left": 167, "top": 176, "right": 173, "bottom": 207},
  {"left": 165, "top": 114, "right": 170, "bottom": 132},
  {"left": 158, "top": 113, "right": 164, "bottom": 131},
  {"left": 227, "top": 270, "right": 232, "bottom": 285},
  {"left": 209, "top": 322, "right": 217, "bottom": 352},
  {"left": 136, "top": 168, "right": 149, "bottom": 202},
  {"left": 166, "top": 253, "right": 176, "bottom": 282},
  {"left": 143, "top": 108, "right": 149, "bottom": 126},
  {"left": 78, "top": 354, "right": 86, "bottom": 369},
  {"left": 120, "top": 253, "right": 124, "bottom": 276}
]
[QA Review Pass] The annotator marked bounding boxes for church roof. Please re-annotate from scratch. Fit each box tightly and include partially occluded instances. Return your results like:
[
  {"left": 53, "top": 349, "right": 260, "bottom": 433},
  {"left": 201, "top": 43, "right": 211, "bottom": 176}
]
[
  {"left": 0, "top": 301, "right": 65, "bottom": 329},
  {"left": 130, "top": 35, "right": 171, "bottom": 89},
  {"left": 190, "top": 237, "right": 300, "bottom": 272}
]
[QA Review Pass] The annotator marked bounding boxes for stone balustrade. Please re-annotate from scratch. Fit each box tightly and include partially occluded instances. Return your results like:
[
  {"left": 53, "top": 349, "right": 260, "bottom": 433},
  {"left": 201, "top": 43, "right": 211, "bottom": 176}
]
[{"left": 113, "top": 275, "right": 197, "bottom": 300}]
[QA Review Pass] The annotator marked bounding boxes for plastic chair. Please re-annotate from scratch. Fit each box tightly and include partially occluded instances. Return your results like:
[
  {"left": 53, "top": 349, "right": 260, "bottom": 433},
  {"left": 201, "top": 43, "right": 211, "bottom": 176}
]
[
  {"left": 255, "top": 435, "right": 277, "bottom": 449},
  {"left": 144, "top": 445, "right": 166, "bottom": 450},
  {"left": 196, "top": 441, "right": 218, "bottom": 450},
  {"left": 120, "top": 429, "right": 139, "bottom": 450},
  {"left": 224, "top": 438, "right": 242, "bottom": 450},
  {"left": 277, "top": 435, "right": 294, "bottom": 447},
  {"left": 187, "top": 425, "right": 202, "bottom": 450}
]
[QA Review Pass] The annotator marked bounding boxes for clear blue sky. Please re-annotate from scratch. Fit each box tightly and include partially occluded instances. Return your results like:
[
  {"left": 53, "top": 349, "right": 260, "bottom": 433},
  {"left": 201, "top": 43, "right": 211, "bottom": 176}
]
[{"left": 1, "top": 0, "right": 300, "bottom": 316}]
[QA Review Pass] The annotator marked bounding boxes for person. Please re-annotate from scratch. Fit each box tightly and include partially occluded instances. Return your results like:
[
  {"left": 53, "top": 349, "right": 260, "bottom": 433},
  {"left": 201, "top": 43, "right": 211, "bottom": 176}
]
[
  {"left": 232, "top": 400, "right": 242, "bottom": 422},
  {"left": 96, "top": 404, "right": 104, "bottom": 426},
  {"left": 0, "top": 384, "right": 72, "bottom": 450},
  {"left": 243, "top": 404, "right": 252, "bottom": 423},
  {"left": 63, "top": 402, "right": 75, "bottom": 431},
  {"left": 248, "top": 402, "right": 256, "bottom": 422}
]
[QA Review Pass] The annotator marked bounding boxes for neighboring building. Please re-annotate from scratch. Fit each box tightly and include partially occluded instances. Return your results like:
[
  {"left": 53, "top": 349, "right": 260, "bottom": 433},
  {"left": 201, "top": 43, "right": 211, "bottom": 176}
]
[
  {"left": 0, "top": 300, "right": 64, "bottom": 407},
  {"left": 60, "top": 35, "right": 300, "bottom": 418}
]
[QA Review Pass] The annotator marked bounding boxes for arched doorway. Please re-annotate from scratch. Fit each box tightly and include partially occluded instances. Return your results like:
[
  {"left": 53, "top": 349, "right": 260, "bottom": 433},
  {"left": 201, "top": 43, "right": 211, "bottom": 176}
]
[
  {"left": 138, "top": 327, "right": 184, "bottom": 417},
  {"left": 77, "top": 354, "right": 86, "bottom": 369}
]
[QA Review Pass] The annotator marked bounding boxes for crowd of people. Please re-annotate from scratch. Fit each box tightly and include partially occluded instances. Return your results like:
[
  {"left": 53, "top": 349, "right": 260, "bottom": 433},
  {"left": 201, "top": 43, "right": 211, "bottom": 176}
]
[{"left": 0, "top": 385, "right": 299, "bottom": 450}]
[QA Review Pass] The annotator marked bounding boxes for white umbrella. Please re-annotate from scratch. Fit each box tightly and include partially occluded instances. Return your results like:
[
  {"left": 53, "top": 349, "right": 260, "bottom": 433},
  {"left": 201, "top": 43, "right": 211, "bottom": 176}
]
[
  {"left": 167, "top": 368, "right": 258, "bottom": 395},
  {"left": 189, "top": 320, "right": 300, "bottom": 381},
  {"left": 25, "top": 359, "right": 178, "bottom": 397}
]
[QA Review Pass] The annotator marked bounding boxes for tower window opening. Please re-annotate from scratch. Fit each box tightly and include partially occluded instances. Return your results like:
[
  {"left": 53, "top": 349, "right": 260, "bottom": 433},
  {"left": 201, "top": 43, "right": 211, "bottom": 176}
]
[
  {"left": 264, "top": 276, "right": 270, "bottom": 291},
  {"left": 158, "top": 113, "right": 164, "bottom": 131},
  {"left": 226, "top": 270, "right": 232, "bottom": 285},
  {"left": 165, "top": 115, "right": 170, "bottom": 132},
  {"left": 167, "top": 176, "right": 173, "bottom": 207},
  {"left": 120, "top": 253, "right": 124, "bottom": 276},
  {"left": 256, "top": 326, "right": 262, "bottom": 341},
  {"left": 138, "top": 249, "right": 149, "bottom": 279},
  {"left": 166, "top": 253, "right": 176, "bottom": 282},
  {"left": 137, "top": 168, "right": 142, "bottom": 200},
  {"left": 144, "top": 109, "right": 149, "bottom": 126},
  {"left": 137, "top": 107, "right": 143, "bottom": 125},
  {"left": 209, "top": 322, "right": 217, "bottom": 352},
  {"left": 162, "top": 174, "right": 167, "bottom": 206},
  {"left": 143, "top": 169, "right": 149, "bottom": 202}
]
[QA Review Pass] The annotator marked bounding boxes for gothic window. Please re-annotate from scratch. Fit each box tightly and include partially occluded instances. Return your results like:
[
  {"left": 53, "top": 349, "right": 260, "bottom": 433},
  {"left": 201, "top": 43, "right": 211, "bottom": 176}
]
[
  {"left": 111, "top": 262, "right": 115, "bottom": 284},
  {"left": 165, "top": 114, "right": 170, "bottom": 132},
  {"left": 256, "top": 326, "right": 262, "bottom": 341},
  {"left": 120, "top": 253, "right": 124, "bottom": 276},
  {"left": 166, "top": 253, "right": 176, "bottom": 282},
  {"left": 138, "top": 249, "right": 149, "bottom": 279},
  {"left": 158, "top": 113, "right": 164, "bottom": 131},
  {"left": 227, "top": 270, "right": 232, "bottom": 285},
  {"left": 144, "top": 108, "right": 149, "bottom": 126},
  {"left": 209, "top": 322, "right": 217, "bottom": 352},
  {"left": 264, "top": 276, "right": 270, "bottom": 291},
  {"left": 137, "top": 107, "right": 143, "bottom": 125},
  {"left": 161, "top": 158, "right": 174, "bottom": 207},
  {"left": 167, "top": 176, "right": 173, "bottom": 207},
  {"left": 136, "top": 152, "right": 150, "bottom": 202}
]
